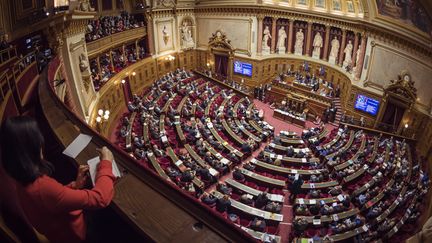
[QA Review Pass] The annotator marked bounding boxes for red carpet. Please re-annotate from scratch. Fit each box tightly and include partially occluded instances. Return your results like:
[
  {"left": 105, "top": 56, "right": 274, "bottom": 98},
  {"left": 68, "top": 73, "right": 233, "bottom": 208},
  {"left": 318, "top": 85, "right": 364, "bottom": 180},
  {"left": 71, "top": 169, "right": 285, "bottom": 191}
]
[{"left": 253, "top": 99, "right": 337, "bottom": 135}]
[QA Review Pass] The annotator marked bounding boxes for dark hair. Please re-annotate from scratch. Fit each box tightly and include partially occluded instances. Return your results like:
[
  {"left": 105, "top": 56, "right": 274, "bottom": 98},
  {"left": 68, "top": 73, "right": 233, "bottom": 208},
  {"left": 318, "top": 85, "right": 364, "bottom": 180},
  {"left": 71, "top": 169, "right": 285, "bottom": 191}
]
[{"left": 0, "top": 116, "right": 52, "bottom": 185}]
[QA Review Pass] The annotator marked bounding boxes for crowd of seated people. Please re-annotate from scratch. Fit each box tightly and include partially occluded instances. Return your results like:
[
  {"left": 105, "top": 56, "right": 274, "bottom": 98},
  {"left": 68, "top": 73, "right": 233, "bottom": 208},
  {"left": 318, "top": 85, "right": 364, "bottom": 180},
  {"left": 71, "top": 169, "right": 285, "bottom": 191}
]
[
  {"left": 290, "top": 123, "right": 430, "bottom": 242},
  {"left": 112, "top": 66, "right": 429, "bottom": 242},
  {"left": 90, "top": 43, "right": 145, "bottom": 91},
  {"left": 86, "top": 12, "right": 144, "bottom": 42}
]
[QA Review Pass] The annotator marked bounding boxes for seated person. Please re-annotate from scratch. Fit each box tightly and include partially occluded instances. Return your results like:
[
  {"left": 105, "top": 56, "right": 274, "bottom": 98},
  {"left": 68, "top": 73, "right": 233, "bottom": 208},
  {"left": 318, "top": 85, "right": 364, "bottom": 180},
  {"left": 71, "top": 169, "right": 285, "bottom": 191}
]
[
  {"left": 232, "top": 167, "right": 245, "bottom": 181},
  {"left": 250, "top": 217, "right": 266, "bottom": 232},
  {"left": 240, "top": 194, "right": 254, "bottom": 205},
  {"left": 180, "top": 168, "right": 195, "bottom": 182},
  {"left": 255, "top": 192, "right": 269, "bottom": 209},
  {"left": 309, "top": 203, "right": 321, "bottom": 215},
  {"left": 201, "top": 192, "right": 217, "bottom": 205},
  {"left": 166, "top": 166, "right": 181, "bottom": 178},
  {"left": 293, "top": 218, "right": 308, "bottom": 234},
  {"left": 216, "top": 195, "right": 231, "bottom": 212},
  {"left": 265, "top": 202, "right": 282, "bottom": 213},
  {"left": 217, "top": 183, "right": 232, "bottom": 195}
]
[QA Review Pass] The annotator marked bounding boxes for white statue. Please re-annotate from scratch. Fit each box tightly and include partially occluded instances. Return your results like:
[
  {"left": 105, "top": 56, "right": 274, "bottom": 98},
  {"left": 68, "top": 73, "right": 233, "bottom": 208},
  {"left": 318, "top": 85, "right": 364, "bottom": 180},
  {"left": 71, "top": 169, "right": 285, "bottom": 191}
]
[
  {"left": 342, "top": 40, "right": 353, "bottom": 69},
  {"left": 294, "top": 29, "right": 304, "bottom": 55},
  {"left": 329, "top": 36, "right": 339, "bottom": 64},
  {"left": 181, "top": 22, "right": 194, "bottom": 48},
  {"left": 77, "top": 0, "right": 94, "bottom": 11},
  {"left": 79, "top": 53, "right": 89, "bottom": 72},
  {"left": 312, "top": 32, "right": 323, "bottom": 59},
  {"left": 353, "top": 45, "right": 362, "bottom": 76},
  {"left": 162, "top": 25, "right": 170, "bottom": 46},
  {"left": 276, "top": 26, "right": 287, "bottom": 54},
  {"left": 262, "top": 26, "right": 271, "bottom": 54}
]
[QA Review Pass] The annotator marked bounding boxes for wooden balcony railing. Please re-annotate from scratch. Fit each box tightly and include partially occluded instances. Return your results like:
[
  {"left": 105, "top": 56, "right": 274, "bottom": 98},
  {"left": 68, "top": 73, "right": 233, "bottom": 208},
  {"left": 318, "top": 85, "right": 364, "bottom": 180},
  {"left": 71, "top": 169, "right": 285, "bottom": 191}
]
[
  {"left": 86, "top": 27, "right": 146, "bottom": 57},
  {"left": 0, "top": 46, "right": 18, "bottom": 66}
]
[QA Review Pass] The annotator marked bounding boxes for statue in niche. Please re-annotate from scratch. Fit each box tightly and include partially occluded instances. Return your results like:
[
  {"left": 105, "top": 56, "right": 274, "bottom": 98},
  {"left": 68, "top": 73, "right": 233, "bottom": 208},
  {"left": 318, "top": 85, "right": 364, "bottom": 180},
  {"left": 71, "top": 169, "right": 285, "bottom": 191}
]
[
  {"left": 79, "top": 53, "right": 89, "bottom": 72},
  {"left": 312, "top": 32, "right": 323, "bottom": 59},
  {"left": 294, "top": 29, "right": 304, "bottom": 55},
  {"left": 77, "top": 0, "right": 94, "bottom": 11},
  {"left": 181, "top": 21, "right": 194, "bottom": 48},
  {"left": 262, "top": 26, "right": 271, "bottom": 54},
  {"left": 276, "top": 26, "right": 287, "bottom": 54},
  {"left": 329, "top": 36, "right": 339, "bottom": 64},
  {"left": 342, "top": 40, "right": 353, "bottom": 69},
  {"left": 162, "top": 25, "right": 170, "bottom": 46},
  {"left": 353, "top": 45, "right": 362, "bottom": 76}
]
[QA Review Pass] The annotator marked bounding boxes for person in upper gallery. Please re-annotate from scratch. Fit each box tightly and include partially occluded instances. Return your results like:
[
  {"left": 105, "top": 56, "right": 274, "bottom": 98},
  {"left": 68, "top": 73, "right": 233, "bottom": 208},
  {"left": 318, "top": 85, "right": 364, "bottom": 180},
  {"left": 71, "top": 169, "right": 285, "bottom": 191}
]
[{"left": 0, "top": 116, "right": 116, "bottom": 243}]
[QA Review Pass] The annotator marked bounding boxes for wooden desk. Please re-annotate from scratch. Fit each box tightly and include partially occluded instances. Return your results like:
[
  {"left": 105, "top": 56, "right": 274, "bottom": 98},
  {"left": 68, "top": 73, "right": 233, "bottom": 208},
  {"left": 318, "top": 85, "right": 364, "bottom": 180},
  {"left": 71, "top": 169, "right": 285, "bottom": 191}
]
[
  {"left": 207, "top": 121, "right": 244, "bottom": 158},
  {"left": 222, "top": 120, "right": 246, "bottom": 146},
  {"left": 263, "top": 151, "right": 320, "bottom": 165},
  {"left": 268, "top": 143, "right": 311, "bottom": 155},
  {"left": 240, "top": 168, "right": 286, "bottom": 188},
  {"left": 294, "top": 208, "right": 359, "bottom": 224},
  {"left": 295, "top": 196, "right": 340, "bottom": 205},
  {"left": 147, "top": 152, "right": 171, "bottom": 181},
  {"left": 212, "top": 191, "right": 284, "bottom": 222},
  {"left": 273, "top": 109, "right": 306, "bottom": 127},
  {"left": 250, "top": 158, "right": 323, "bottom": 176},
  {"left": 239, "top": 225, "right": 281, "bottom": 243},
  {"left": 325, "top": 130, "right": 354, "bottom": 159},
  {"left": 334, "top": 136, "right": 366, "bottom": 171},
  {"left": 167, "top": 147, "right": 205, "bottom": 189},
  {"left": 225, "top": 178, "right": 284, "bottom": 203},
  {"left": 125, "top": 112, "right": 137, "bottom": 150},
  {"left": 301, "top": 180, "right": 339, "bottom": 189}
]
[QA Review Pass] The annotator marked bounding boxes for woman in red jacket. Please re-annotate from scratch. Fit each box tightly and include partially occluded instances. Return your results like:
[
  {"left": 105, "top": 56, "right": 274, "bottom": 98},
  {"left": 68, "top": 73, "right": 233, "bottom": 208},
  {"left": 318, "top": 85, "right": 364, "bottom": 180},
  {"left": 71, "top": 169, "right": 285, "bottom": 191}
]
[{"left": 0, "top": 116, "right": 116, "bottom": 243}]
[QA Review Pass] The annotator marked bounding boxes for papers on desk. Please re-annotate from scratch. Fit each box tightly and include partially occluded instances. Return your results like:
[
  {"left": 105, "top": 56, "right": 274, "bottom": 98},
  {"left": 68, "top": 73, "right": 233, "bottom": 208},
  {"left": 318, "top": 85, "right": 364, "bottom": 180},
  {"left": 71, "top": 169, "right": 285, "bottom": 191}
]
[
  {"left": 333, "top": 214, "right": 339, "bottom": 221},
  {"left": 337, "top": 194, "right": 345, "bottom": 202},
  {"left": 302, "top": 158, "right": 307, "bottom": 163},
  {"left": 298, "top": 198, "right": 305, "bottom": 204},
  {"left": 312, "top": 218, "right": 321, "bottom": 225},
  {"left": 291, "top": 169, "right": 298, "bottom": 174},
  {"left": 63, "top": 134, "right": 92, "bottom": 158},
  {"left": 175, "top": 160, "right": 183, "bottom": 166},
  {"left": 207, "top": 122, "right": 213, "bottom": 128},
  {"left": 209, "top": 168, "right": 218, "bottom": 176},
  {"left": 161, "top": 135, "right": 168, "bottom": 143},
  {"left": 310, "top": 183, "right": 315, "bottom": 188},
  {"left": 309, "top": 199, "right": 316, "bottom": 204},
  {"left": 277, "top": 155, "right": 283, "bottom": 160},
  {"left": 362, "top": 225, "right": 369, "bottom": 232},
  {"left": 87, "top": 156, "right": 121, "bottom": 186},
  {"left": 221, "top": 158, "right": 230, "bottom": 165}
]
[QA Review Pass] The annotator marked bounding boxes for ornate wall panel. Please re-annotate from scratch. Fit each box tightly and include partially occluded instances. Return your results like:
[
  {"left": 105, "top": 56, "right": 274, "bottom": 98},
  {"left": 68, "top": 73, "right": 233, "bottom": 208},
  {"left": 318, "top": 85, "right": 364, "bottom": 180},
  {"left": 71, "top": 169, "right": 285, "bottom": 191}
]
[
  {"left": 196, "top": 16, "right": 254, "bottom": 56},
  {"left": 365, "top": 40, "right": 432, "bottom": 111}
]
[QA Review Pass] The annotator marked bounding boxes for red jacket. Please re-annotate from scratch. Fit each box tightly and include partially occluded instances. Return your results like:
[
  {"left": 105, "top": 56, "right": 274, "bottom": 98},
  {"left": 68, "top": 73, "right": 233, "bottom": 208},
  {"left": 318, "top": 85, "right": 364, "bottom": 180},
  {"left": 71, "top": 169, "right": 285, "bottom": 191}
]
[{"left": 16, "top": 160, "right": 115, "bottom": 243}]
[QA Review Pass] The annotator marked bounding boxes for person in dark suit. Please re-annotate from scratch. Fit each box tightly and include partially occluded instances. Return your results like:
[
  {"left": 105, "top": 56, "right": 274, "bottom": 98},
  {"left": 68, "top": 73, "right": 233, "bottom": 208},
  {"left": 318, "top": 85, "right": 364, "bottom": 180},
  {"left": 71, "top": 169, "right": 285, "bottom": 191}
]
[
  {"left": 232, "top": 167, "right": 245, "bottom": 181},
  {"left": 250, "top": 217, "right": 266, "bottom": 232},
  {"left": 289, "top": 176, "right": 304, "bottom": 202},
  {"left": 216, "top": 195, "right": 231, "bottom": 212},
  {"left": 201, "top": 192, "right": 217, "bottom": 205},
  {"left": 255, "top": 192, "right": 269, "bottom": 209}
]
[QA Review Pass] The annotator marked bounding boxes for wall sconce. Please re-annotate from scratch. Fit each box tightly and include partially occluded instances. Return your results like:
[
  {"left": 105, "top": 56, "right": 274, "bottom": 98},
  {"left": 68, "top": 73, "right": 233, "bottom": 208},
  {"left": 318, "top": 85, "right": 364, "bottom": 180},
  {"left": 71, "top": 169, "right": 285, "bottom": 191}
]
[
  {"left": 132, "top": 72, "right": 136, "bottom": 76},
  {"left": 164, "top": 55, "right": 175, "bottom": 61},
  {"left": 96, "top": 109, "right": 110, "bottom": 132},
  {"left": 121, "top": 79, "right": 126, "bottom": 84},
  {"left": 404, "top": 123, "right": 409, "bottom": 129}
]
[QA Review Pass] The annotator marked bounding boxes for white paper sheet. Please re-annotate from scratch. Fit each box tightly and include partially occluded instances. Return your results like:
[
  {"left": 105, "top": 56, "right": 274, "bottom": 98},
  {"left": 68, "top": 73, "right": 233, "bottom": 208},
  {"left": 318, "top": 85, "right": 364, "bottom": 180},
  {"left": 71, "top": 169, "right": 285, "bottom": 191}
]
[
  {"left": 63, "top": 134, "right": 92, "bottom": 158},
  {"left": 87, "top": 156, "right": 121, "bottom": 186}
]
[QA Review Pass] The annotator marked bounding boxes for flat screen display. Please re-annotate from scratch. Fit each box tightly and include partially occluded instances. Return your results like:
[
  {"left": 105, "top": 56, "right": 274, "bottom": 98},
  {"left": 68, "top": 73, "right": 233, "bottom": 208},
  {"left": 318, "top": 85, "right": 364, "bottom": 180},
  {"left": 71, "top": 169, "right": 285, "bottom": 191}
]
[
  {"left": 233, "top": 61, "right": 252, "bottom": 77},
  {"left": 354, "top": 94, "right": 380, "bottom": 116}
]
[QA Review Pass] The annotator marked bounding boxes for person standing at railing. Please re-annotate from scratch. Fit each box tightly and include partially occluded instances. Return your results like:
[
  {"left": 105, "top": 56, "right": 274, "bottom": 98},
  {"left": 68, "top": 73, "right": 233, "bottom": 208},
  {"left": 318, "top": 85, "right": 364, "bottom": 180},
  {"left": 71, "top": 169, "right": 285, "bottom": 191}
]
[{"left": 0, "top": 116, "right": 116, "bottom": 243}]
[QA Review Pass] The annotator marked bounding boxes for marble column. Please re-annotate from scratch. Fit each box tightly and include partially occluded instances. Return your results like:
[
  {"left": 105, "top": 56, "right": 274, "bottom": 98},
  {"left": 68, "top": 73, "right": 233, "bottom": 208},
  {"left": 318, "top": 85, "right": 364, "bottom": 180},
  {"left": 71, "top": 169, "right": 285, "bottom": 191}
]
[
  {"left": 257, "top": 16, "right": 264, "bottom": 56},
  {"left": 323, "top": 25, "right": 331, "bottom": 61},
  {"left": 287, "top": 19, "right": 294, "bottom": 54},
  {"left": 352, "top": 32, "right": 359, "bottom": 66},
  {"left": 355, "top": 34, "right": 368, "bottom": 79},
  {"left": 109, "top": 49, "right": 114, "bottom": 70},
  {"left": 338, "top": 29, "right": 347, "bottom": 66},
  {"left": 271, "top": 17, "right": 278, "bottom": 54},
  {"left": 146, "top": 15, "right": 155, "bottom": 55},
  {"left": 305, "top": 22, "right": 313, "bottom": 56},
  {"left": 135, "top": 40, "right": 140, "bottom": 60}
]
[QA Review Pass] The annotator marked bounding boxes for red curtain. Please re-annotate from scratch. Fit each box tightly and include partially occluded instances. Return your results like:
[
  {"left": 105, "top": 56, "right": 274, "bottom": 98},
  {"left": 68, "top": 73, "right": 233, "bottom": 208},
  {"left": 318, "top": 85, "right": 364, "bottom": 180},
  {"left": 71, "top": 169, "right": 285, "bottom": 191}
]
[{"left": 215, "top": 54, "right": 228, "bottom": 78}]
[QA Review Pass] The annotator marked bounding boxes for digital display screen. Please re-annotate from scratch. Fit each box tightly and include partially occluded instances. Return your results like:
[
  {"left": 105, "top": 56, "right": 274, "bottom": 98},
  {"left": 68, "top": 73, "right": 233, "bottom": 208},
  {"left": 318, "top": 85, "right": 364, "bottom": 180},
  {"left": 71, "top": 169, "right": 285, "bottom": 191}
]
[
  {"left": 233, "top": 61, "right": 252, "bottom": 77},
  {"left": 354, "top": 95, "right": 380, "bottom": 116}
]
